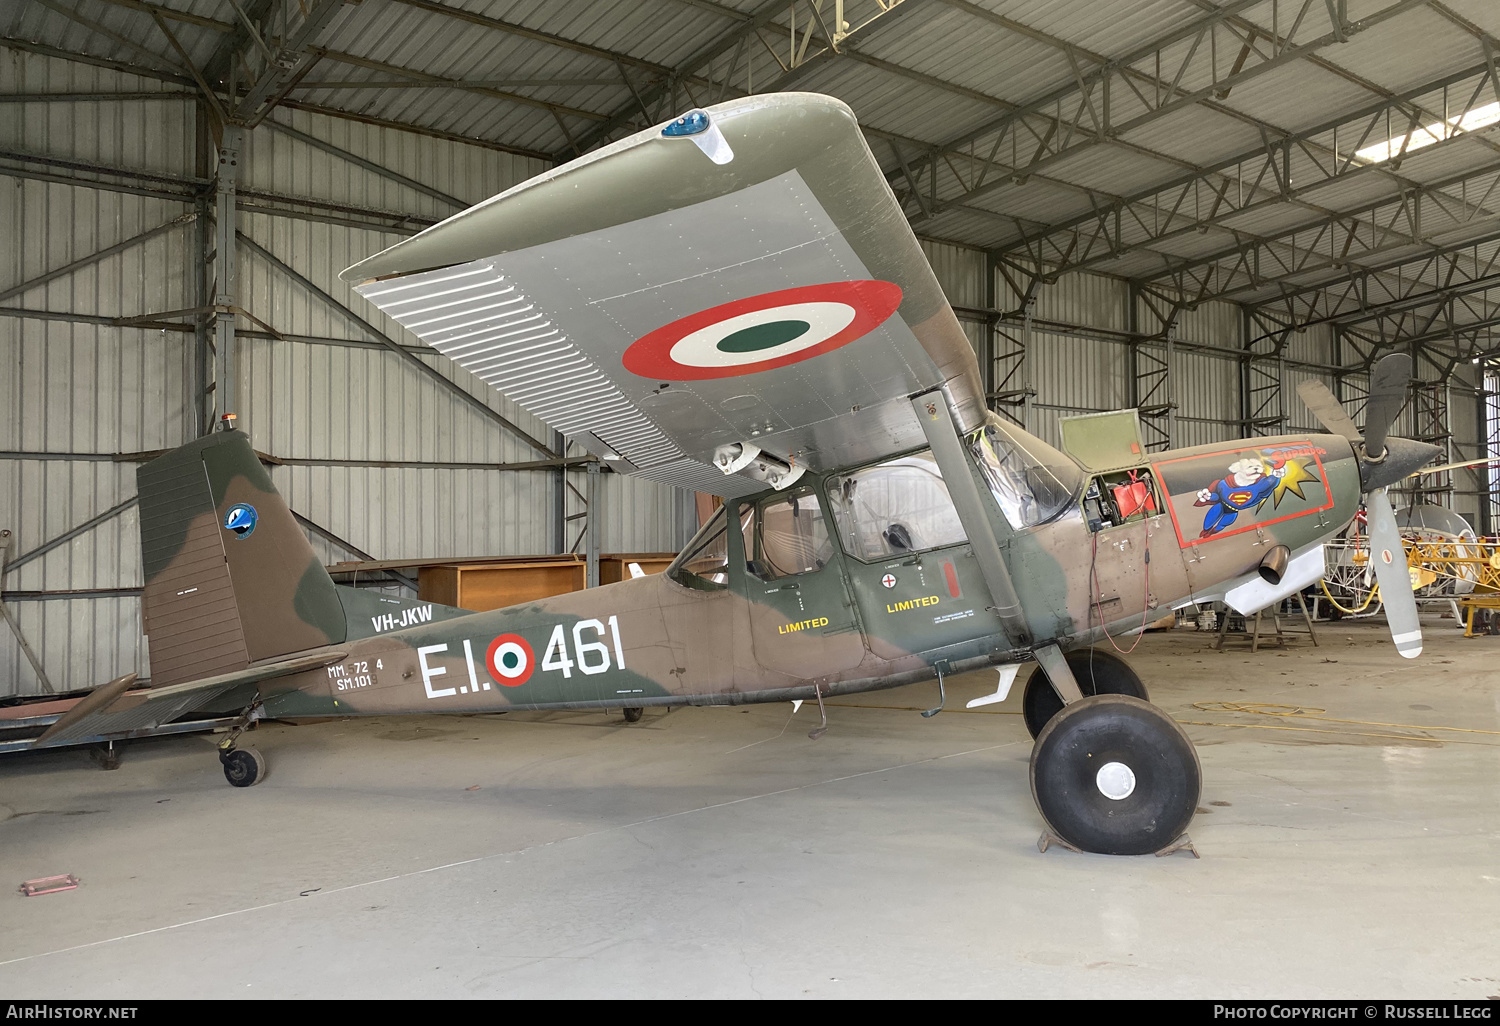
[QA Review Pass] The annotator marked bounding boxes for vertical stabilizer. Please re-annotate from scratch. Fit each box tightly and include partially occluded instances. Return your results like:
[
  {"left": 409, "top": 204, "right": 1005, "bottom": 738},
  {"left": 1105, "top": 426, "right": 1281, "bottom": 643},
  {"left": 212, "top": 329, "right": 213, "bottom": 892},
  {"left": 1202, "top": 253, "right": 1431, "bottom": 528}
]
[{"left": 138, "top": 431, "right": 345, "bottom": 686}]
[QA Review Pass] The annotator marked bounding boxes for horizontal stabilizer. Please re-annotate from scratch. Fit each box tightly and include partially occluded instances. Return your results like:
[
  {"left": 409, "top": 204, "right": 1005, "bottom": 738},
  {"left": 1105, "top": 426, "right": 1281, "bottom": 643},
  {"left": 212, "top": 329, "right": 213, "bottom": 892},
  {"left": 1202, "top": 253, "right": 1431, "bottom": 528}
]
[{"left": 34, "top": 651, "right": 345, "bottom": 748}]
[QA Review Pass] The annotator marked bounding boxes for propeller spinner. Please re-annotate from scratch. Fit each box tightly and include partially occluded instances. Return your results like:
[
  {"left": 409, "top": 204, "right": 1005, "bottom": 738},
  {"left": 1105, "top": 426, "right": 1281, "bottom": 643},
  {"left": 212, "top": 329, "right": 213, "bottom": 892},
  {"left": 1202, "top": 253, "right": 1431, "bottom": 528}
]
[{"left": 1295, "top": 355, "right": 1439, "bottom": 659}]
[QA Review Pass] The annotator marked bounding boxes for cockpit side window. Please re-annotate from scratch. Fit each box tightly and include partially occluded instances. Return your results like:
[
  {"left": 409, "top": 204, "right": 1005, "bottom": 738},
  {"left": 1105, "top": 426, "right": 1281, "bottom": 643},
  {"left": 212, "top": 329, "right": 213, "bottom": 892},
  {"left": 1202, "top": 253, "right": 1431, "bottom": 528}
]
[
  {"left": 742, "top": 487, "right": 835, "bottom": 580},
  {"left": 968, "top": 415, "right": 1083, "bottom": 530},
  {"left": 827, "top": 451, "right": 968, "bottom": 562}
]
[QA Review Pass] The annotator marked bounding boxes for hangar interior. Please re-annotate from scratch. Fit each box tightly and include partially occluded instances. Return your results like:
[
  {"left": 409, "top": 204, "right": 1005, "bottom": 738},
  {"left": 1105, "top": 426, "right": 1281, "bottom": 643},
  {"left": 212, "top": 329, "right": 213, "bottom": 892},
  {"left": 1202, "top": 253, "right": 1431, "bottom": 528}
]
[
  {"left": 3, "top": 0, "right": 1500, "bottom": 1000},
  {"left": 5, "top": 0, "right": 1500, "bottom": 696}
]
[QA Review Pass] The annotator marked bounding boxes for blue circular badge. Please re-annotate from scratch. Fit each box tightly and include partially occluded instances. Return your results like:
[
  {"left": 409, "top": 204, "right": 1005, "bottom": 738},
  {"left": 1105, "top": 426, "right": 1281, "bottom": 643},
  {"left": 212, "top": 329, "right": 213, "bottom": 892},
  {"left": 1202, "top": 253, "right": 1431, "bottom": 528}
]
[{"left": 224, "top": 503, "right": 258, "bottom": 539}]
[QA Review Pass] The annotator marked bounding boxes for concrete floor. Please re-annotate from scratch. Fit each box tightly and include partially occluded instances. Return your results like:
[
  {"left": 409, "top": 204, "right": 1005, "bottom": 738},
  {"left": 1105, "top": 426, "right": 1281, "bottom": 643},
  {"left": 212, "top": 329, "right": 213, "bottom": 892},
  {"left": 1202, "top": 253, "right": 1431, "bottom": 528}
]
[{"left": 2, "top": 617, "right": 1498, "bottom": 998}]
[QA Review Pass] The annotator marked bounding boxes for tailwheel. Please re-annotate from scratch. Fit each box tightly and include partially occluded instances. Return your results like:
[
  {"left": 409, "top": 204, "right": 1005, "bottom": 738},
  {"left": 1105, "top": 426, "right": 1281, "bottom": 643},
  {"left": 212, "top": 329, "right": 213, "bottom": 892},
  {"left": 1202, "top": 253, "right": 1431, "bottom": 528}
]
[
  {"left": 622, "top": 707, "right": 643, "bottom": 723},
  {"left": 1022, "top": 648, "right": 1148, "bottom": 739},
  {"left": 1029, "top": 694, "right": 1200, "bottom": 856},
  {"left": 90, "top": 742, "right": 122, "bottom": 771},
  {"left": 221, "top": 748, "right": 266, "bottom": 788}
]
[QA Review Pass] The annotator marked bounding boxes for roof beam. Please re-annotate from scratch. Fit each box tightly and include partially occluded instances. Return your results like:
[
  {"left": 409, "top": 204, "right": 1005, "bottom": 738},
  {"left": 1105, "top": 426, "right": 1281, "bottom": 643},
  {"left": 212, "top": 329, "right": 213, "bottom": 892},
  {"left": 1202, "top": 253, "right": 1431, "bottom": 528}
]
[
  {"left": 566, "top": 0, "right": 931, "bottom": 160},
  {"left": 309, "top": 47, "right": 608, "bottom": 123},
  {"left": 991, "top": 61, "right": 1500, "bottom": 281},
  {"left": 1145, "top": 156, "right": 1500, "bottom": 306},
  {"left": 260, "top": 118, "right": 466, "bottom": 209},
  {"left": 234, "top": 0, "right": 349, "bottom": 125},
  {"left": 896, "top": 0, "right": 1425, "bottom": 240},
  {"left": 30, "top": 0, "right": 186, "bottom": 78},
  {"left": 388, "top": 0, "right": 675, "bottom": 76},
  {"left": 1253, "top": 227, "right": 1500, "bottom": 326}
]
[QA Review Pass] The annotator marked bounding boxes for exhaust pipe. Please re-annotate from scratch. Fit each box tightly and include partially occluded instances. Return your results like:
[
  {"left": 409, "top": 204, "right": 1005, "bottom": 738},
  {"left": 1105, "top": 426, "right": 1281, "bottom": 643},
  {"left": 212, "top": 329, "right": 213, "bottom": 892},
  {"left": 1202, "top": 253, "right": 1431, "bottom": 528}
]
[{"left": 1257, "top": 544, "right": 1290, "bottom": 585}]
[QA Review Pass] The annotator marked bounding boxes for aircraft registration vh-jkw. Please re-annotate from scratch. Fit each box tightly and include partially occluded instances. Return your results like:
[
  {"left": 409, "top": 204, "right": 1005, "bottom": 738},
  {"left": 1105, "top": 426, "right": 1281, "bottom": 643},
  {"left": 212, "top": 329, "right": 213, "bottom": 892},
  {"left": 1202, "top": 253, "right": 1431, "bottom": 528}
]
[{"left": 20, "top": 94, "right": 1440, "bottom": 856}]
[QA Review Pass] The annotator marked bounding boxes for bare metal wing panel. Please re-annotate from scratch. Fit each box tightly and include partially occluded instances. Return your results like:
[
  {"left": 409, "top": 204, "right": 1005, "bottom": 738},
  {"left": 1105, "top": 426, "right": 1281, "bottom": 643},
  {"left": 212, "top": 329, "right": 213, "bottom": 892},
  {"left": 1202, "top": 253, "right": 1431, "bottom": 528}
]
[{"left": 344, "top": 93, "right": 984, "bottom": 495}]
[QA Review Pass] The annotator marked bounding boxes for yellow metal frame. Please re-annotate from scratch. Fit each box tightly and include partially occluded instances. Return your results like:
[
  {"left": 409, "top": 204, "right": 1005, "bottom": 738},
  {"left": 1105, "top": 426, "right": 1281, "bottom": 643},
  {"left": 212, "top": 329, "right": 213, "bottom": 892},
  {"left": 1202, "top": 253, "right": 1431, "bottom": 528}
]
[{"left": 1393, "top": 538, "right": 1500, "bottom": 638}]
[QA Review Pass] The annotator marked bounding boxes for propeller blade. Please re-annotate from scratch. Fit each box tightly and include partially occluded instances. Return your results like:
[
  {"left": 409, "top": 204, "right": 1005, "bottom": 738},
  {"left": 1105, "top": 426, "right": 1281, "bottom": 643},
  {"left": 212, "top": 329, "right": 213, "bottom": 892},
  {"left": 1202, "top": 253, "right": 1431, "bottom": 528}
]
[
  {"left": 1296, "top": 380, "right": 1362, "bottom": 442},
  {"left": 1362, "top": 353, "right": 1412, "bottom": 460},
  {"left": 1366, "top": 487, "right": 1422, "bottom": 659},
  {"left": 1408, "top": 455, "right": 1500, "bottom": 477}
]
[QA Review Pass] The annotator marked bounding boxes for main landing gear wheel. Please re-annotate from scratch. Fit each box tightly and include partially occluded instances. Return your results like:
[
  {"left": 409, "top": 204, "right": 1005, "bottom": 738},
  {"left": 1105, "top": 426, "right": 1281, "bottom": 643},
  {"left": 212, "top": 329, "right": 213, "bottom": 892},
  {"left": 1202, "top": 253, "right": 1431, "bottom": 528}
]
[
  {"left": 1022, "top": 647, "right": 1148, "bottom": 739},
  {"left": 221, "top": 748, "right": 266, "bottom": 788},
  {"left": 1029, "top": 694, "right": 1200, "bottom": 856},
  {"left": 622, "top": 707, "right": 643, "bottom": 723}
]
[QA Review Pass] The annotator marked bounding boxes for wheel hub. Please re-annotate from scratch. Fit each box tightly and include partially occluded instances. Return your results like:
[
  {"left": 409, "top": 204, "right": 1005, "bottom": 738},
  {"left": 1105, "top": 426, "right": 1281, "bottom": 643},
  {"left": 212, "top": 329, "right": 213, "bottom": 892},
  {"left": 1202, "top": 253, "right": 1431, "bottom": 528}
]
[{"left": 1095, "top": 760, "right": 1136, "bottom": 801}]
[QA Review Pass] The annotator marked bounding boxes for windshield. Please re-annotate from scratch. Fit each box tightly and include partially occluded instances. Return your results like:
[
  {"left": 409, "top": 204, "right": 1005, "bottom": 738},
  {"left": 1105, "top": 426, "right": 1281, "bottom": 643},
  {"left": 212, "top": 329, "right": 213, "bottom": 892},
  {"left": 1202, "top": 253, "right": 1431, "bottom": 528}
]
[
  {"left": 668, "top": 505, "right": 734, "bottom": 589},
  {"left": 969, "top": 414, "right": 1082, "bottom": 529},
  {"left": 827, "top": 451, "right": 967, "bottom": 561}
]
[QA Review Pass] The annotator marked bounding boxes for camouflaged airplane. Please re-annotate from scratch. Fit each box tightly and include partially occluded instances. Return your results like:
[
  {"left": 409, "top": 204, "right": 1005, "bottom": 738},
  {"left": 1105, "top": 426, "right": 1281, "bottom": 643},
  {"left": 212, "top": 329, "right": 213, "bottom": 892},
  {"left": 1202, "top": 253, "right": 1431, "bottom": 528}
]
[{"left": 24, "top": 94, "right": 1439, "bottom": 857}]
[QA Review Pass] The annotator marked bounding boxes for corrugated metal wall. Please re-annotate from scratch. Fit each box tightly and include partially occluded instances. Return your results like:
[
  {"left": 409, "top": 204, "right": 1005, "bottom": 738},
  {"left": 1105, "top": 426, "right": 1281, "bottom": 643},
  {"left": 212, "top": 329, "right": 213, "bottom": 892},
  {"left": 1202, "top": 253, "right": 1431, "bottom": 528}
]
[{"left": 0, "top": 51, "right": 694, "bottom": 696}]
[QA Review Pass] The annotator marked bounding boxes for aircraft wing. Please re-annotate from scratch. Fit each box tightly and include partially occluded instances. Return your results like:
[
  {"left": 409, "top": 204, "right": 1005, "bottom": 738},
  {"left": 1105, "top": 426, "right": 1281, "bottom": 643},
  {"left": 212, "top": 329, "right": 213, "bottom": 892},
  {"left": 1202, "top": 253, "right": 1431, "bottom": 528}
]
[
  {"left": 341, "top": 93, "right": 985, "bottom": 497},
  {"left": 32, "top": 650, "right": 345, "bottom": 748}
]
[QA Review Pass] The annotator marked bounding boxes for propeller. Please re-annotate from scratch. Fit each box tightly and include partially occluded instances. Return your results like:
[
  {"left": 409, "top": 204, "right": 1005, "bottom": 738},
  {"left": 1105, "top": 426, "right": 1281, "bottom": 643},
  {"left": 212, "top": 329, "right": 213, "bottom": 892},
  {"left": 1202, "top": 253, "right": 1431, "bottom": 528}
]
[{"left": 1296, "top": 354, "right": 1439, "bottom": 660}]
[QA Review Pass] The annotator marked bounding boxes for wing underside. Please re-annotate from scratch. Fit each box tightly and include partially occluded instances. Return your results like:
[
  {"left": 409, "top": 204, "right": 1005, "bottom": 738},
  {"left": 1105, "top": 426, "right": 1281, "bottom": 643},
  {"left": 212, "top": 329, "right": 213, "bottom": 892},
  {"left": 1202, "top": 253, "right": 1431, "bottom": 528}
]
[{"left": 346, "top": 94, "right": 985, "bottom": 495}]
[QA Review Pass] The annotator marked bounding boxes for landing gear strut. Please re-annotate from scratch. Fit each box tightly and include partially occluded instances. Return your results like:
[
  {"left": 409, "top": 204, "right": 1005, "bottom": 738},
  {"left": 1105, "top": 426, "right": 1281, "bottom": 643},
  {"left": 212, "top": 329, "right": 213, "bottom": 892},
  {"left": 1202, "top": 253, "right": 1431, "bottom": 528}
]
[
  {"left": 218, "top": 704, "right": 266, "bottom": 787},
  {"left": 1022, "top": 648, "right": 1148, "bottom": 739},
  {"left": 1029, "top": 694, "right": 1200, "bottom": 856},
  {"left": 90, "top": 741, "right": 122, "bottom": 771}
]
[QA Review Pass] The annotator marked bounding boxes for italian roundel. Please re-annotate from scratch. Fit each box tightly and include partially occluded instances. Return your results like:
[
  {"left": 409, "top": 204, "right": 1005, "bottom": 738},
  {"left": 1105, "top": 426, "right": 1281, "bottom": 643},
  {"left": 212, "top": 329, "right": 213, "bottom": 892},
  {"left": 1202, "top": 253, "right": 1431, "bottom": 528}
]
[
  {"left": 486, "top": 634, "right": 534, "bottom": 687},
  {"left": 623, "top": 280, "right": 903, "bottom": 380}
]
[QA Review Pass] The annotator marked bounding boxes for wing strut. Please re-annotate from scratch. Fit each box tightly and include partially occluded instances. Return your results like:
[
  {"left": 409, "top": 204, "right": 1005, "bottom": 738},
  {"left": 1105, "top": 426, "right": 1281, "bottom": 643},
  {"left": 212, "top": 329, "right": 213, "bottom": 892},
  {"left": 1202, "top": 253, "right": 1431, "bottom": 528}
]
[{"left": 911, "top": 391, "right": 1031, "bottom": 649}]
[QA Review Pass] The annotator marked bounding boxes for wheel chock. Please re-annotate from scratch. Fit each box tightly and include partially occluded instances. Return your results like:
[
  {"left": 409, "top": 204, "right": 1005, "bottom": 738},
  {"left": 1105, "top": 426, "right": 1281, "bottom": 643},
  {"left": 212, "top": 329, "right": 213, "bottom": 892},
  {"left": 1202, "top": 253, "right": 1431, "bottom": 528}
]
[{"left": 1037, "top": 830, "right": 1200, "bottom": 858}]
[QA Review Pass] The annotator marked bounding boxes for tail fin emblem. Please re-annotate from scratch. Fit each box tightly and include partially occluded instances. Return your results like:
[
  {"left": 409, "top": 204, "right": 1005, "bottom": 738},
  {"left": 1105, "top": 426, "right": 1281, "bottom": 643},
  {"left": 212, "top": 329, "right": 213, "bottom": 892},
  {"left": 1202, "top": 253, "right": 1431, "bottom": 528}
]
[{"left": 223, "top": 503, "right": 258, "bottom": 539}]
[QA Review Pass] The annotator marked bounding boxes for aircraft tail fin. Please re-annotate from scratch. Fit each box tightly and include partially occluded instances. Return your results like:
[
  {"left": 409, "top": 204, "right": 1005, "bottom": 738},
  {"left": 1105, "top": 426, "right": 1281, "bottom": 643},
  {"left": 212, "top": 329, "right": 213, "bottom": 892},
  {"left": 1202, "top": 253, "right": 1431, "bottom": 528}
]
[{"left": 138, "top": 430, "right": 346, "bottom": 687}]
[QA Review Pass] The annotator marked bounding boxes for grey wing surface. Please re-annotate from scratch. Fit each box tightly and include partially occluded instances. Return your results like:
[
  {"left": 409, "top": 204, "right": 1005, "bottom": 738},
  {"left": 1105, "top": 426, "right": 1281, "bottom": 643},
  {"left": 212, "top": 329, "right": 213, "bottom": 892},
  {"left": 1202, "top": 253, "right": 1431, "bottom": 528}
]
[{"left": 341, "top": 93, "right": 984, "bottom": 496}]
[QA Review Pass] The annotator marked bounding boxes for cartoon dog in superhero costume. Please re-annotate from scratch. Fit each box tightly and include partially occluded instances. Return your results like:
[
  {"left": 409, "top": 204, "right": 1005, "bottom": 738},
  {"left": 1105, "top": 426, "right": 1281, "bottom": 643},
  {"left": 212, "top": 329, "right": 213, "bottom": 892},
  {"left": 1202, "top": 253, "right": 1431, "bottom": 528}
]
[{"left": 1194, "top": 456, "right": 1287, "bottom": 538}]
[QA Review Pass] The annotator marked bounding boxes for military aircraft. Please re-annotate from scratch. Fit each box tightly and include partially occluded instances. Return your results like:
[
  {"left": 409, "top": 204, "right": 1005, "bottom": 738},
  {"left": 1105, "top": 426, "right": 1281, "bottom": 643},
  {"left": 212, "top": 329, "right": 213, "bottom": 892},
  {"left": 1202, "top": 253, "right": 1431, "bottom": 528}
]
[{"left": 20, "top": 93, "right": 1439, "bottom": 857}]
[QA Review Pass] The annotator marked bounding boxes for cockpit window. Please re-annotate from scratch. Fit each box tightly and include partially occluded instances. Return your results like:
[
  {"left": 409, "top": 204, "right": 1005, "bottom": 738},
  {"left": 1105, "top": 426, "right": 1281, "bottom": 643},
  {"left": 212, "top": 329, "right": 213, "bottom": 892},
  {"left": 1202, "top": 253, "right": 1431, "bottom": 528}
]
[
  {"left": 827, "top": 451, "right": 968, "bottom": 562},
  {"left": 968, "top": 414, "right": 1082, "bottom": 530},
  {"left": 668, "top": 506, "right": 734, "bottom": 590},
  {"left": 743, "top": 487, "right": 835, "bottom": 579}
]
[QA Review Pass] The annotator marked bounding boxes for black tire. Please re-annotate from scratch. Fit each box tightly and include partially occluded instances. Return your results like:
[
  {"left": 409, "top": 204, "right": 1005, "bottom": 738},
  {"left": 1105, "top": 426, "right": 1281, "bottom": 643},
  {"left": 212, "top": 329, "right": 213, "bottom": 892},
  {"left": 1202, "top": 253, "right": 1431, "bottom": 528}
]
[
  {"left": 222, "top": 748, "right": 266, "bottom": 788},
  {"left": 622, "top": 707, "right": 643, "bottom": 723},
  {"left": 1022, "top": 648, "right": 1148, "bottom": 739},
  {"left": 1029, "top": 694, "right": 1201, "bottom": 856}
]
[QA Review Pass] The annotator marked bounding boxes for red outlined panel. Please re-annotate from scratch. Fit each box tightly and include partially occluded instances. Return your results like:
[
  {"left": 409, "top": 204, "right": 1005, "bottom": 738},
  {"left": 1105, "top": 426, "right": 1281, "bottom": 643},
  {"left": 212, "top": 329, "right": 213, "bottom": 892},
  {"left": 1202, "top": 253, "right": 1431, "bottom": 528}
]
[{"left": 1152, "top": 442, "right": 1335, "bottom": 549}]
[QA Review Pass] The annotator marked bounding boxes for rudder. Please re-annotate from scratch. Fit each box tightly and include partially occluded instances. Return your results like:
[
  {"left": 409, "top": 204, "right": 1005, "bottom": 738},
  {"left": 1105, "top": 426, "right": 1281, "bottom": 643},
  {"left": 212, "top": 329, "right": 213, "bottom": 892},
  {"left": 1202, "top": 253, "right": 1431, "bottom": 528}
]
[{"left": 138, "top": 430, "right": 345, "bottom": 686}]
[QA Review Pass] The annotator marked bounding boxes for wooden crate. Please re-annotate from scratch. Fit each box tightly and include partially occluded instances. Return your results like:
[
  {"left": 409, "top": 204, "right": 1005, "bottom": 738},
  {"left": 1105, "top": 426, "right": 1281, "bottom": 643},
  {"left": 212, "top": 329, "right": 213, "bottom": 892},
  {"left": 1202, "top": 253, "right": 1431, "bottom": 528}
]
[
  {"left": 419, "top": 558, "right": 586, "bottom": 612},
  {"left": 599, "top": 553, "right": 676, "bottom": 584}
]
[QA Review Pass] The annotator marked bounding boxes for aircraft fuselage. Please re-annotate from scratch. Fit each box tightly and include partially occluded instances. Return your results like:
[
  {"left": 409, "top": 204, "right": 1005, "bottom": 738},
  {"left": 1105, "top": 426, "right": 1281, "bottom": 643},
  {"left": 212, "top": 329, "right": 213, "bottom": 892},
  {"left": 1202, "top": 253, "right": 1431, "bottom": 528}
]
[{"left": 260, "top": 430, "right": 1363, "bottom": 721}]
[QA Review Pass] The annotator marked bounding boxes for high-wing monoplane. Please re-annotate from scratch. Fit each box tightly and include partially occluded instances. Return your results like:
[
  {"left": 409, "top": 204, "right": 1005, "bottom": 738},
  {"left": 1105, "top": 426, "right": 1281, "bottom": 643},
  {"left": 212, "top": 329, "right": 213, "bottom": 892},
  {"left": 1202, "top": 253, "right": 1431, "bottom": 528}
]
[{"left": 19, "top": 94, "right": 1439, "bottom": 856}]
